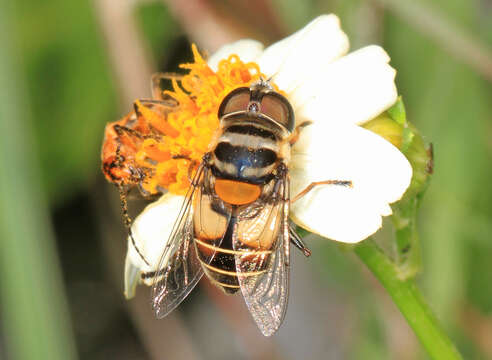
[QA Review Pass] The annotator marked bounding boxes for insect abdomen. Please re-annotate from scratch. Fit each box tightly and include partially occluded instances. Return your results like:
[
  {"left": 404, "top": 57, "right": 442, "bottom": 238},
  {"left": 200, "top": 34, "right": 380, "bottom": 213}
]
[{"left": 195, "top": 216, "right": 271, "bottom": 294}]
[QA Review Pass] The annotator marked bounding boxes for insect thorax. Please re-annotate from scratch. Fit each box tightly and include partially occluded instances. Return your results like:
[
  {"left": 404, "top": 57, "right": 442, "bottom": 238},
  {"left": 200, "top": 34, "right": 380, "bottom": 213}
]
[{"left": 210, "top": 115, "right": 290, "bottom": 185}]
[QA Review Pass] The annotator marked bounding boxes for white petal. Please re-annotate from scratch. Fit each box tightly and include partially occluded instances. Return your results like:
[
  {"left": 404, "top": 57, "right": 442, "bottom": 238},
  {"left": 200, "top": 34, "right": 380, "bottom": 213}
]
[
  {"left": 289, "top": 124, "right": 412, "bottom": 243},
  {"left": 257, "top": 14, "right": 349, "bottom": 92},
  {"left": 125, "top": 193, "right": 184, "bottom": 285},
  {"left": 124, "top": 255, "right": 140, "bottom": 299},
  {"left": 381, "top": 203, "right": 393, "bottom": 216},
  {"left": 289, "top": 45, "right": 397, "bottom": 126},
  {"left": 207, "top": 39, "right": 264, "bottom": 72}
]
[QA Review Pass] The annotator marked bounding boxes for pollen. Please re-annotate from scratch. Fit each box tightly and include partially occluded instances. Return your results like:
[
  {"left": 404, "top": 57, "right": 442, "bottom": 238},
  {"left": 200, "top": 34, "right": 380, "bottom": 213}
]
[{"left": 107, "top": 45, "right": 273, "bottom": 195}]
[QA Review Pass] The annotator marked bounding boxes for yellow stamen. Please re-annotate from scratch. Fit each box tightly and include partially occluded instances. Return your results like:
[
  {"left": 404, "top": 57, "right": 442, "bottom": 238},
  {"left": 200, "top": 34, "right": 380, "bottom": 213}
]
[
  {"left": 135, "top": 100, "right": 179, "bottom": 138},
  {"left": 133, "top": 44, "right": 275, "bottom": 195}
]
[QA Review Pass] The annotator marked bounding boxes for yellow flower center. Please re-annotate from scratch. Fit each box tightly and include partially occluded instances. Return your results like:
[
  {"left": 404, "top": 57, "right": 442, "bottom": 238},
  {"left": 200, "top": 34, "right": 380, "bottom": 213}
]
[{"left": 136, "top": 45, "right": 273, "bottom": 195}]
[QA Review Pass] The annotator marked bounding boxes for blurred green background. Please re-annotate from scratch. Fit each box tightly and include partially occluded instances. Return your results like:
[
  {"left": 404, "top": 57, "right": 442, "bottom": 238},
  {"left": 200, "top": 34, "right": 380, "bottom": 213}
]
[{"left": 0, "top": 0, "right": 491, "bottom": 359}]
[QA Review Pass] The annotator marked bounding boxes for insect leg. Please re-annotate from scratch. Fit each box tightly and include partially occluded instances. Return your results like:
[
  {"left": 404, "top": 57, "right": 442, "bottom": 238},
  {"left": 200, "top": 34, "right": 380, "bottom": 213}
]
[
  {"left": 118, "top": 184, "right": 151, "bottom": 266},
  {"left": 151, "top": 72, "right": 184, "bottom": 99},
  {"left": 113, "top": 124, "right": 144, "bottom": 139},
  {"left": 291, "top": 180, "right": 352, "bottom": 204},
  {"left": 170, "top": 154, "right": 199, "bottom": 183},
  {"left": 276, "top": 163, "right": 291, "bottom": 266},
  {"left": 288, "top": 225, "right": 311, "bottom": 257},
  {"left": 114, "top": 123, "right": 162, "bottom": 144},
  {"left": 284, "top": 176, "right": 291, "bottom": 266},
  {"left": 289, "top": 121, "right": 313, "bottom": 145}
]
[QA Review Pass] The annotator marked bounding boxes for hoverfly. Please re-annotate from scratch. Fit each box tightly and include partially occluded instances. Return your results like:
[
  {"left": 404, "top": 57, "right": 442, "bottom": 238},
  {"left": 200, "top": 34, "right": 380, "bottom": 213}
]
[
  {"left": 102, "top": 76, "right": 347, "bottom": 336},
  {"left": 146, "top": 79, "right": 318, "bottom": 336}
]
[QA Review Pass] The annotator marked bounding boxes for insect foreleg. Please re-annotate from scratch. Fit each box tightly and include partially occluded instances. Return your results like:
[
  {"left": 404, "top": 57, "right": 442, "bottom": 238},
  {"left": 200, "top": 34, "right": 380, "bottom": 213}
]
[
  {"left": 151, "top": 72, "right": 184, "bottom": 99},
  {"left": 118, "top": 184, "right": 151, "bottom": 267},
  {"left": 289, "top": 120, "right": 313, "bottom": 145}
]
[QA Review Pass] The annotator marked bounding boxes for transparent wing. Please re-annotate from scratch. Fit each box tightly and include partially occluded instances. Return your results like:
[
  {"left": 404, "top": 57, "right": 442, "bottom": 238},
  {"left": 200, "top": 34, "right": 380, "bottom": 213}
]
[
  {"left": 233, "top": 176, "right": 290, "bottom": 336},
  {"left": 151, "top": 164, "right": 228, "bottom": 318}
]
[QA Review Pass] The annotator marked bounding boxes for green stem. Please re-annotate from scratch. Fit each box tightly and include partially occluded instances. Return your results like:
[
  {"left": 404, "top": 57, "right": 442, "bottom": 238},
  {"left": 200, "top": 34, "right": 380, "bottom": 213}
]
[
  {"left": 392, "top": 196, "right": 422, "bottom": 279},
  {"left": 354, "top": 239, "right": 462, "bottom": 360}
]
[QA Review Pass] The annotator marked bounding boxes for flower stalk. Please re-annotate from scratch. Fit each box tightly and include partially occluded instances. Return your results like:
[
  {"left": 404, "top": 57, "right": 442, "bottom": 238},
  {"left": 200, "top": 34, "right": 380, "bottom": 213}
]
[
  {"left": 354, "top": 239, "right": 462, "bottom": 360},
  {"left": 391, "top": 195, "right": 422, "bottom": 279},
  {"left": 346, "top": 97, "right": 457, "bottom": 357}
]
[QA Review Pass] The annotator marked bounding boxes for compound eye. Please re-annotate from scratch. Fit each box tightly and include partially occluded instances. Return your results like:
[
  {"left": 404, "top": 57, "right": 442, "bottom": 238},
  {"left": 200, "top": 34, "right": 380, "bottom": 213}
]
[
  {"left": 218, "top": 87, "right": 250, "bottom": 118},
  {"left": 260, "top": 93, "right": 295, "bottom": 132}
]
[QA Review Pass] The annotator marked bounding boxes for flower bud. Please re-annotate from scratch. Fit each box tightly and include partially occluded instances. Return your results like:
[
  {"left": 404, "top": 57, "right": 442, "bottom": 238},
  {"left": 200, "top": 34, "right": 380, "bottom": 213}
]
[{"left": 364, "top": 97, "right": 433, "bottom": 279}]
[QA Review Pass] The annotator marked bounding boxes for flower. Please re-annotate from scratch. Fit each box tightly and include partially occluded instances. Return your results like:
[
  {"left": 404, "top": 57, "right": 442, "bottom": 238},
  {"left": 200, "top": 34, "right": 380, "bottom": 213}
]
[{"left": 121, "top": 14, "right": 412, "bottom": 296}]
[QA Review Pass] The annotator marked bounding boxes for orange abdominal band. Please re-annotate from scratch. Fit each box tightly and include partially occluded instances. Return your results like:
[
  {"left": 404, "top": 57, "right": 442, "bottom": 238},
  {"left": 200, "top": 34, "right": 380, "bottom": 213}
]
[{"left": 214, "top": 179, "right": 261, "bottom": 205}]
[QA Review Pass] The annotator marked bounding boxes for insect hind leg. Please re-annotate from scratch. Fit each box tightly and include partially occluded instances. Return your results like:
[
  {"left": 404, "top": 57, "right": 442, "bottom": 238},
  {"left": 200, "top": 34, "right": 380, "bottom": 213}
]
[
  {"left": 289, "top": 225, "right": 311, "bottom": 257},
  {"left": 291, "top": 180, "right": 352, "bottom": 204}
]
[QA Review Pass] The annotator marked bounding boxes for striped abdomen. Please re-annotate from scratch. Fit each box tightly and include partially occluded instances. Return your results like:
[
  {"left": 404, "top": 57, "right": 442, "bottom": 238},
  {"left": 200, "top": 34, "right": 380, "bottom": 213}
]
[{"left": 195, "top": 216, "right": 273, "bottom": 294}]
